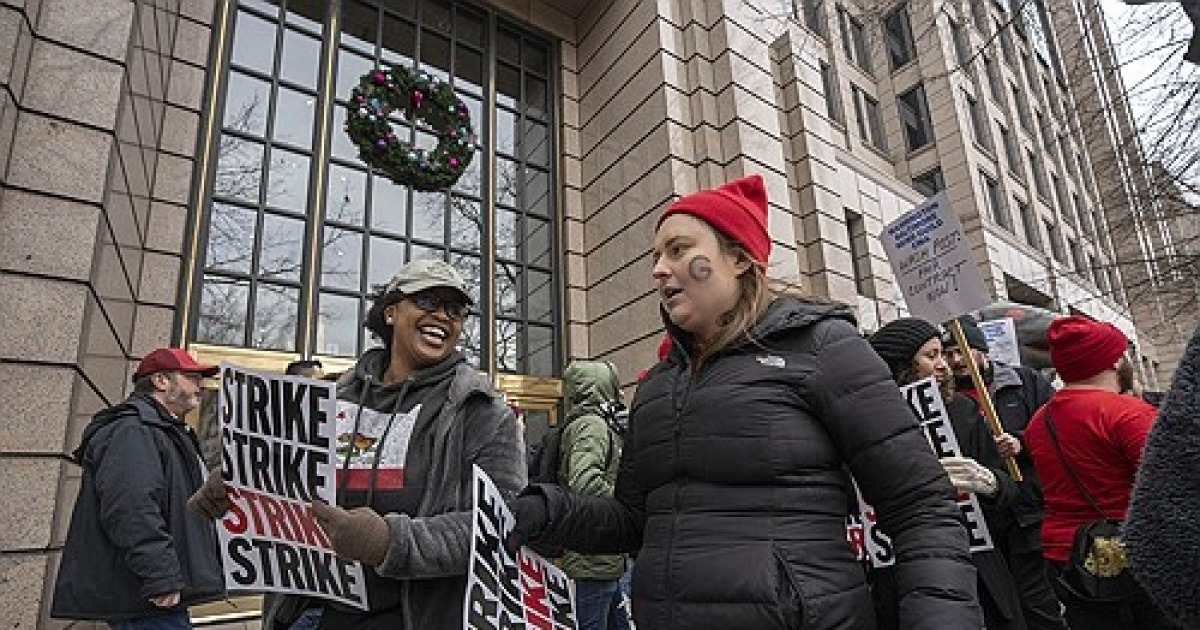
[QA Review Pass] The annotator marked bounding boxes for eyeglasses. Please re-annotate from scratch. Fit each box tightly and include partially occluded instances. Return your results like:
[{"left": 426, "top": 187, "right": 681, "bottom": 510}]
[{"left": 409, "top": 293, "right": 469, "bottom": 321}]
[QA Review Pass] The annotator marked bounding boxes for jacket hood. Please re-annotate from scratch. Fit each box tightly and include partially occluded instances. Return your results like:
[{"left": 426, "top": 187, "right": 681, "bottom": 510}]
[
  {"left": 341, "top": 347, "right": 465, "bottom": 408},
  {"left": 564, "top": 361, "right": 621, "bottom": 420},
  {"left": 73, "top": 393, "right": 176, "bottom": 463},
  {"left": 661, "top": 295, "right": 856, "bottom": 362}
]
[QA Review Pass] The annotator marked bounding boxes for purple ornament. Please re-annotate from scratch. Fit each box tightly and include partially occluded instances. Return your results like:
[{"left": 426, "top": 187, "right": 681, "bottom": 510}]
[
  {"left": 375, "top": 138, "right": 388, "bottom": 150},
  {"left": 449, "top": 157, "right": 459, "bottom": 168},
  {"left": 370, "top": 70, "right": 386, "bottom": 85},
  {"left": 412, "top": 91, "right": 424, "bottom": 109}
]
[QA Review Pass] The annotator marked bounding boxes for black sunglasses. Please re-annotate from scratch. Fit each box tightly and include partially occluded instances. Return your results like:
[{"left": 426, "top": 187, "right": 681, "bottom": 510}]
[{"left": 409, "top": 293, "right": 469, "bottom": 320}]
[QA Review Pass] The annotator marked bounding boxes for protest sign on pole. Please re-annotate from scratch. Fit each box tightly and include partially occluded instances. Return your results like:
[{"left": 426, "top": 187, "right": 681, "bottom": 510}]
[
  {"left": 881, "top": 193, "right": 992, "bottom": 325},
  {"left": 850, "top": 377, "right": 994, "bottom": 568},
  {"left": 978, "top": 318, "right": 1021, "bottom": 367},
  {"left": 883, "top": 195, "right": 1020, "bottom": 480},
  {"left": 216, "top": 363, "right": 368, "bottom": 610},
  {"left": 465, "top": 465, "right": 577, "bottom": 630}
]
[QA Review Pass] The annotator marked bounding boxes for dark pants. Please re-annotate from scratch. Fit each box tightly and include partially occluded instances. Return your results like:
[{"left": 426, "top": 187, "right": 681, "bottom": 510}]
[
  {"left": 1010, "top": 547, "right": 1066, "bottom": 630},
  {"left": 575, "top": 579, "right": 630, "bottom": 630},
  {"left": 1045, "top": 562, "right": 1181, "bottom": 630},
  {"left": 109, "top": 611, "right": 192, "bottom": 630}
]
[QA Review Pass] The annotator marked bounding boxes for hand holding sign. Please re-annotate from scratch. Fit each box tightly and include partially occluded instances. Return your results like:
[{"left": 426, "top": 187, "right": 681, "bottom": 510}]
[
  {"left": 312, "top": 501, "right": 391, "bottom": 566},
  {"left": 189, "top": 468, "right": 231, "bottom": 519}
]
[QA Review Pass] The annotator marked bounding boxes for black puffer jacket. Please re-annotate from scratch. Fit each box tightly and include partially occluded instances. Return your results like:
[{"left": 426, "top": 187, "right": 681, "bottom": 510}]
[{"left": 534, "top": 297, "right": 980, "bottom": 629}]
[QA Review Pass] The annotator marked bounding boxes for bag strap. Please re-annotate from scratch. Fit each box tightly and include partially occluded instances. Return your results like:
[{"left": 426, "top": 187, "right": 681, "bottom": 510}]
[{"left": 1042, "top": 409, "right": 1107, "bottom": 520}]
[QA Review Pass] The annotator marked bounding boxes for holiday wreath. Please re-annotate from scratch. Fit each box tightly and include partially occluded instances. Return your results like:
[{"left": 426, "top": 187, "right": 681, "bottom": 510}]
[{"left": 345, "top": 66, "right": 475, "bottom": 192}]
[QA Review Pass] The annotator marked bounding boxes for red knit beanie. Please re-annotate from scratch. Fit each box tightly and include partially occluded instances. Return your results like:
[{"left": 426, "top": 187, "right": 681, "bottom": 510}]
[
  {"left": 1047, "top": 316, "right": 1128, "bottom": 382},
  {"left": 658, "top": 174, "right": 771, "bottom": 265}
]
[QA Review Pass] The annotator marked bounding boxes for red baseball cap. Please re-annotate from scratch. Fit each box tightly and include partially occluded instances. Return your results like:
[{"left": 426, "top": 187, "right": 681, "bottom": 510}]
[{"left": 133, "top": 347, "right": 218, "bottom": 382}]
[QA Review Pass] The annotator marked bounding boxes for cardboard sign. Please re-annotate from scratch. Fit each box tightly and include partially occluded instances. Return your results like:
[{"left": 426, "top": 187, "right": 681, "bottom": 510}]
[
  {"left": 883, "top": 194, "right": 991, "bottom": 324},
  {"left": 979, "top": 318, "right": 1021, "bottom": 367},
  {"left": 216, "top": 364, "right": 368, "bottom": 609},
  {"left": 465, "top": 466, "right": 577, "bottom": 630},
  {"left": 851, "top": 377, "right": 994, "bottom": 567}
]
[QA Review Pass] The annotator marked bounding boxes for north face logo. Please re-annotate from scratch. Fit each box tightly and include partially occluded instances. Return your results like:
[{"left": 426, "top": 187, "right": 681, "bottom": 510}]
[{"left": 757, "top": 355, "right": 786, "bottom": 368}]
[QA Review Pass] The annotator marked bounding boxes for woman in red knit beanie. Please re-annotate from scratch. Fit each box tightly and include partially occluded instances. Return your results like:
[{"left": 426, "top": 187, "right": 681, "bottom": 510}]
[{"left": 510, "top": 174, "right": 982, "bottom": 629}]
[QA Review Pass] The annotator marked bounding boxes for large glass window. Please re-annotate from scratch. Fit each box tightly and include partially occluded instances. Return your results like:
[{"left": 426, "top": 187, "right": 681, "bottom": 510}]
[
  {"left": 897, "top": 84, "right": 933, "bottom": 152},
  {"left": 819, "top": 61, "right": 843, "bottom": 123},
  {"left": 882, "top": 4, "right": 915, "bottom": 70},
  {"left": 838, "top": 6, "right": 872, "bottom": 74},
  {"left": 195, "top": 0, "right": 560, "bottom": 376},
  {"left": 982, "top": 171, "right": 1010, "bottom": 230}
]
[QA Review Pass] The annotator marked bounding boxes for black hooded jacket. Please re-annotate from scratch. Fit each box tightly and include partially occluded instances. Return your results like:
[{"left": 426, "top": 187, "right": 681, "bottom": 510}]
[
  {"left": 531, "top": 297, "right": 980, "bottom": 630},
  {"left": 51, "top": 393, "right": 224, "bottom": 621}
]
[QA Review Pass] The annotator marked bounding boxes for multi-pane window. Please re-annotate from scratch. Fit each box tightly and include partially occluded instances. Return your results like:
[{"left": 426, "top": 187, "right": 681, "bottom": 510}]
[
  {"left": 1092, "top": 255, "right": 1108, "bottom": 292},
  {"left": 1077, "top": 152, "right": 1095, "bottom": 192},
  {"left": 839, "top": 6, "right": 872, "bottom": 73},
  {"left": 970, "top": 0, "right": 990, "bottom": 33},
  {"left": 912, "top": 168, "right": 945, "bottom": 197},
  {"left": 1052, "top": 176, "right": 1070, "bottom": 225},
  {"left": 983, "top": 55, "right": 1004, "bottom": 103},
  {"left": 798, "top": 0, "right": 828, "bottom": 37},
  {"left": 1000, "top": 124, "right": 1021, "bottom": 175},
  {"left": 997, "top": 19, "right": 1016, "bottom": 64},
  {"left": 845, "top": 210, "right": 872, "bottom": 296},
  {"left": 1093, "top": 210, "right": 1108, "bottom": 244},
  {"left": 1046, "top": 219, "right": 1065, "bottom": 262},
  {"left": 1018, "top": 199, "right": 1042, "bottom": 249},
  {"left": 883, "top": 4, "right": 916, "bottom": 70},
  {"left": 1023, "top": 0, "right": 1059, "bottom": 69},
  {"left": 1022, "top": 53, "right": 1040, "bottom": 100},
  {"left": 1013, "top": 83, "right": 1032, "bottom": 131},
  {"left": 965, "top": 91, "right": 992, "bottom": 152},
  {"left": 1044, "top": 78, "right": 1060, "bottom": 117},
  {"left": 1028, "top": 150, "right": 1048, "bottom": 198},
  {"left": 196, "top": 0, "right": 560, "bottom": 376},
  {"left": 950, "top": 18, "right": 972, "bottom": 68},
  {"left": 1060, "top": 136, "right": 1076, "bottom": 178},
  {"left": 853, "top": 85, "right": 888, "bottom": 151},
  {"left": 897, "top": 84, "right": 934, "bottom": 152},
  {"left": 1075, "top": 193, "right": 1093, "bottom": 237},
  {"left": 1036, "top": 110, "right": 1053, "bottom": 152},
  {"left": 819, "top": 61, "right": 844, "bottom": 123},
  {"left": 1109, "top": 268, "right": 1123, "bottom": 303},
  {"left": 982, "top": 171, "right": 1011, "bottom": 229},
  {"left": 1069, "top": 238, "right": 1087, "bottom": 278}
]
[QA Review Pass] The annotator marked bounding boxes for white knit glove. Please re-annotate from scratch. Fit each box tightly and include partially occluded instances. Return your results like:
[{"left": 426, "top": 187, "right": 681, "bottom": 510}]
[{"left": 940, "top": 456, "right": 998, "bottom": 497}]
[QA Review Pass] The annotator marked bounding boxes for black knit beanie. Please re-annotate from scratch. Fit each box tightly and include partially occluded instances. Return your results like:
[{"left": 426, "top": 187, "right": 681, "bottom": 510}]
[
  {"left": 870, "top": 318, "right": 942, "bottom": 378},
  {"left": 941, "top": 316, "right": 990, "bottom": 353}
]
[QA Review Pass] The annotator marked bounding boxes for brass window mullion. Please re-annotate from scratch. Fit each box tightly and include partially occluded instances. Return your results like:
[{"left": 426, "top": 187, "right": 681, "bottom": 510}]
[
  {"left": 297, "top": 0, "right": 343, "bottom": 357},
  {"left": 484, "top": 10, "right": 498, "bottom": 378},
  {"left": 178, "top": 0, "right": 236, "bottom": 347}
]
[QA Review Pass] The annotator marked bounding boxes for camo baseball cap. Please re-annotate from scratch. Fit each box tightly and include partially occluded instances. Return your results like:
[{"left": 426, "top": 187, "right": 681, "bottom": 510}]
[{"left": 382, "top": 259, "right": 473, "bottom": 304}]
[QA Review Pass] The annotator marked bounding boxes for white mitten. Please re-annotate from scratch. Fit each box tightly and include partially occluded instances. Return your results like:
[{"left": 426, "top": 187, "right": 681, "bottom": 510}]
[{"left": 940, "top": 456, "right": 998, "bottom": 496}]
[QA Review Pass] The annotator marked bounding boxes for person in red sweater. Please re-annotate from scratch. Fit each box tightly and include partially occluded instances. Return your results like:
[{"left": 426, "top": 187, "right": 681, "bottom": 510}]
[{"left": 1024, "top": 316, "right": 1178, "bottom": 629}]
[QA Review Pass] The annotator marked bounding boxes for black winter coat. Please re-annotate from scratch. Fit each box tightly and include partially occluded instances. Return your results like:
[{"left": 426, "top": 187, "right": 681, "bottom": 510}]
[
  {"left": 535, "top": 298, "right": 980, "bottom": 630},
  {"left": 987, "top": 363, "right": 1054, "bottom": 551},
  {"left": 52, "top": 394, "right": 224, "bottom": 621}
]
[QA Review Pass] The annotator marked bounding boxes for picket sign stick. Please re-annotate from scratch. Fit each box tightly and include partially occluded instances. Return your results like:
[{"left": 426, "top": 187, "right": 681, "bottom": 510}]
[{"left": 947, "top": 319, "right": 1022, "bottom": 481}]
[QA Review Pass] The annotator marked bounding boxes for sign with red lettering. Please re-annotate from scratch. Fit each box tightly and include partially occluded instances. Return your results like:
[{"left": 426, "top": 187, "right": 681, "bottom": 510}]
[
  {"left": 465, "top": 466, "right": 577, "bottom": 630},
  {"left": 849, "top": 377, "right": 994, "bottom": 568},
  {"left": 216, "top": 363, "right": 368, "bottom": 609}
]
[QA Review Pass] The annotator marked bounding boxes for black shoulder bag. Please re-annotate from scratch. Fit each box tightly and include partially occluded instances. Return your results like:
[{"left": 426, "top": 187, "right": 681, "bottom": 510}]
[{"left": 1043, "top": 410, "right": 1140, "bottom": 602}]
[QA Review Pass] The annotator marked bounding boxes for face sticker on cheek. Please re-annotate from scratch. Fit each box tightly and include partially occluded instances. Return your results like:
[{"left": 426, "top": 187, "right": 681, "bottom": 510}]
[{"left": 688, "top": 255, "right": 713, "bottom": 282}]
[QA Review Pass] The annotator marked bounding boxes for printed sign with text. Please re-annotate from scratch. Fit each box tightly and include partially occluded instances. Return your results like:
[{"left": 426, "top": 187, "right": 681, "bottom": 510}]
[
  {"left": 882, "top": 194, "right": 992, "bottom": 324},
  {"left": 216, "top": 363, "right": 368, "bottom": 610},
  {"left": 979, "top": 318, "right": 1021, "bottom": 367},
  {"left": 850, "top": 377, "right": 994, "bottom": 568},
  {"left": 465, "top": 466, "right": 577, "bottom": 630}
]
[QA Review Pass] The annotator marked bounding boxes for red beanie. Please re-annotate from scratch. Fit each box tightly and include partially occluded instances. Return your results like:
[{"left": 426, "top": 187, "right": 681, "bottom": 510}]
[
  {"left": 656, "top": 335, "right": 673, "bottom": 361},
  {"left": 1047, "top": 316, "right": 1128, "bottom": 382},
  {"left": 658, "top": 174, "right": 771, "bottom": 265}
]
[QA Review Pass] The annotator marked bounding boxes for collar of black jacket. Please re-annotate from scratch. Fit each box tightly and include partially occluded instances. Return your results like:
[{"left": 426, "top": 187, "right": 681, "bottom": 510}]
[{"left": 660, "top": 295, "right": 856, "bottom": 364}]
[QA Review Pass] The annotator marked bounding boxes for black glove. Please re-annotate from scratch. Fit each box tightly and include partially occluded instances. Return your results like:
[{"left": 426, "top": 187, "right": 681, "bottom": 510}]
[{"left": 506, "top": 491, "right": 551, "bottom": 556}]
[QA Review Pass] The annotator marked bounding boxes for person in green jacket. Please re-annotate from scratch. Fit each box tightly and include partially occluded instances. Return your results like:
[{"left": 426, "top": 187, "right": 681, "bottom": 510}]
[{"left": 559, "top": 360, "right": 630, "bottom": 630}]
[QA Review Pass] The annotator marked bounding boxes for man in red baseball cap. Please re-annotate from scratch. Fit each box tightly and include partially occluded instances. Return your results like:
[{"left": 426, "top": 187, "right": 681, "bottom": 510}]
[{"left": 52, "top": 348, "right": 223, "bottom": 627}]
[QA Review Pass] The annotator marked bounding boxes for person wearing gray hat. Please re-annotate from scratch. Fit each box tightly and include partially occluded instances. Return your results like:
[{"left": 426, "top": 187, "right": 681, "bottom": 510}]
[{"left": 191, "top": 258, "right": 526, "bottom": 629}]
